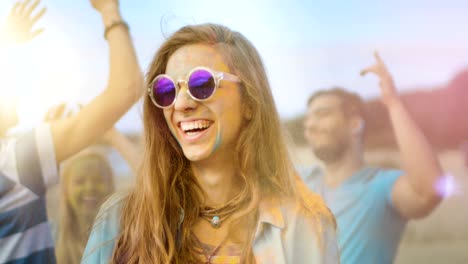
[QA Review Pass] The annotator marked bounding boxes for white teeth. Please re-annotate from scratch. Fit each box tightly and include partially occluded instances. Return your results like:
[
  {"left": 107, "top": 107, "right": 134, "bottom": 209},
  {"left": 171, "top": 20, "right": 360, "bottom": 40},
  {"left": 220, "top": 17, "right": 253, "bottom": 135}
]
[{"left": 180, "top": 120, "right": 211, "bottom": 132}]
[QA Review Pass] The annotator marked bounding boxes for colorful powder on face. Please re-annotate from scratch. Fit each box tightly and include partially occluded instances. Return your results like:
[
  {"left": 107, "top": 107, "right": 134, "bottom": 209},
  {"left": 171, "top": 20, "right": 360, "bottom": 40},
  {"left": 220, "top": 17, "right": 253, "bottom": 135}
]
[
  {"left": 166, "top": 120, "right": 182, "bottom": 146},
  {"left": 210, "top": 121, "right": 222, "bottom": 155}
]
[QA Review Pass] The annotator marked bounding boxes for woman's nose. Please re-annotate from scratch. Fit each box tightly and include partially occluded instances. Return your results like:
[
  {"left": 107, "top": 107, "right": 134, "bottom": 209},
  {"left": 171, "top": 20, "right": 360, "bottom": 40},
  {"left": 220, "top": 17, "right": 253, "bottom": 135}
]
[{"left": 173, "top": 80, "right": 198, "bottom": 112}]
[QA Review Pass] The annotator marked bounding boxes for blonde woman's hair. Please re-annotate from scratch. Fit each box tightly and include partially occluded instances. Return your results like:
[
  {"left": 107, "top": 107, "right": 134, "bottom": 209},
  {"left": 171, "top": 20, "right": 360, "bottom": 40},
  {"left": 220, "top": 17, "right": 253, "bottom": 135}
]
[{"left": 112, "top": 23, "right": 334, "bottom": 264}]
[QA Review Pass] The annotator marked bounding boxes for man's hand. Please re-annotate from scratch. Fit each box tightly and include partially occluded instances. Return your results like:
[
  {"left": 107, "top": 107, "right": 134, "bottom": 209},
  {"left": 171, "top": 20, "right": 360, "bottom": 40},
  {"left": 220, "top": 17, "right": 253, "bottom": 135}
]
[
  {"left": 361, "top": 51, "right": 399, "bottom": 107},
  {"left": 43, "top": 103, "right": 67, "bottom": 122},
  {"left": 1, "top": 0, "right": 46, "bottom": 44},
  {"left": 361, "top": 52, "right": 443, "bottom": 219},
  {"left": 43, "top": 103, "right": 82, "bottom": 122}
]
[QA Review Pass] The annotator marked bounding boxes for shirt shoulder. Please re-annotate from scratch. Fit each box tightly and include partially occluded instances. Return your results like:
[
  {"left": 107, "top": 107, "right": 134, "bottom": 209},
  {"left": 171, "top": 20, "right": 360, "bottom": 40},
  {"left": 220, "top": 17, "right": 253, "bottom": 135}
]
[
  {"left": 370, "top": 167, "right": 404, "bottom": 205},
  {"left": 1, "top": 125, "right": 58, "bottom": 212},
  {"left": 296, "top": 164, "right": 324, "bottom": 192},
  {"left": 281, "top": 186, "right": 339, "bottom": 263},
  {"left": 81, "top": 191, "right": 128, "bottom": 264},
  {"left": 1, "top": 125, "right": 58, "bottom": 191}
]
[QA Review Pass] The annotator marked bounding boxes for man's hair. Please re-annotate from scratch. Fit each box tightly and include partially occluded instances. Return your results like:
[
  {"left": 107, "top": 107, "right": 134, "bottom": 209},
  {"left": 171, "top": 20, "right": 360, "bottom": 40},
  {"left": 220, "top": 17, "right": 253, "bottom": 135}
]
[{"left": 307, "top": 86, "right": 366, "bottom": 120}]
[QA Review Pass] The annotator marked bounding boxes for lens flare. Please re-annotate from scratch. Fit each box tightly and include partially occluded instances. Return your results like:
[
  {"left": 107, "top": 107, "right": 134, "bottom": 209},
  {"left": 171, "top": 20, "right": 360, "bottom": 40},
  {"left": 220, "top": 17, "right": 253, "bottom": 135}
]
[{"left": 435, "top": 174, "right": 460, "bottom": 198}]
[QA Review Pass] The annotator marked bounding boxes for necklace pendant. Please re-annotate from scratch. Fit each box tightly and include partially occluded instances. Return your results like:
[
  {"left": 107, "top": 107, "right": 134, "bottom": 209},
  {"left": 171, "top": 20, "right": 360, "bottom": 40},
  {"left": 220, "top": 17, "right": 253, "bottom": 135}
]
[{"left": 211, "top": 216, "right": 221, "bottom": 228}]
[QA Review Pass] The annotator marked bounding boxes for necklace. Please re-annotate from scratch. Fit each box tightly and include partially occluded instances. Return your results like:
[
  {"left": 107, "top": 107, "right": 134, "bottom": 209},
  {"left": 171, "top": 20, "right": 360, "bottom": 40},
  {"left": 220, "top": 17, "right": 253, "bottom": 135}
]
[
  {"left": 199, "top": 204, "right": 237, "bottom": 228},
  {"left": 199, "top": 192, "right": 246, "bottom": 229},
  {"left": 200, "top": 214, "right": 223, "bottom": 228}
]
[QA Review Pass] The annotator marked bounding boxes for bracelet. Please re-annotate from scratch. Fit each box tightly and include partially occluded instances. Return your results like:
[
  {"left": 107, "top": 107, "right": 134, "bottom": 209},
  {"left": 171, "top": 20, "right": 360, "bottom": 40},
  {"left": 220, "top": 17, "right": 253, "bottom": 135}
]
[{"left": 104, "top": 21, "right": 129, "bottom": 39}]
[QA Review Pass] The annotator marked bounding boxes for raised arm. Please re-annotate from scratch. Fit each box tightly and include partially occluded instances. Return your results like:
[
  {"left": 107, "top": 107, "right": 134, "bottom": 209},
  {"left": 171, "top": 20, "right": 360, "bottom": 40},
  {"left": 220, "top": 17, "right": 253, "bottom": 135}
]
[
  {"left": 50, "top": 0, "right": 143, "bottom": 162},
  {"left": 101, "top": 127, "right": 142, "bottom": 174},
  {"left": 361, "top": 52, "right": 443, "bottom": 219}
]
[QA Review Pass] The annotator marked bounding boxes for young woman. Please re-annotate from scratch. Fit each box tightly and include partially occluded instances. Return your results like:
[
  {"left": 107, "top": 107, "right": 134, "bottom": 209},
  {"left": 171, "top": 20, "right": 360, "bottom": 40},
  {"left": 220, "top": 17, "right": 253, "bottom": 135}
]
[
  {"left": 52, "top": 123, "right": 140, "bottom": 264},
  {"left": 55, "top": 147, "right": 115, "bottom": 264},
  {"left": 82, "top": 23, "right": 339, "bottom": 264}
]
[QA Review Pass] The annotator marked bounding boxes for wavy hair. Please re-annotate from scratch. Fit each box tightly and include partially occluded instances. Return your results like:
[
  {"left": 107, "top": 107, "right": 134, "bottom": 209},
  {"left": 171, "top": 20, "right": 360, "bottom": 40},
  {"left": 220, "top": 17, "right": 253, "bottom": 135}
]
[{"left": 111, "top": 23, "right": 334, "bottom": 263}]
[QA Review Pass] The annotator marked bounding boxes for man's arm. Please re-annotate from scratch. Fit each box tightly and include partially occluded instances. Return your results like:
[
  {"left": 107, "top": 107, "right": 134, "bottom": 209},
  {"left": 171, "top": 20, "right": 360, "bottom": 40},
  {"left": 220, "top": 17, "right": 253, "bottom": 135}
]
[
  {"left": 44, "top": 102, "right": 142, "bottom": 174},
  {"left": 101, "top": 127, "right": 142, "bottom": 174},
  {"left": 361, "top": 52, "right": 443, "bottom": 219},
  {"left": 51, "top": 0, "right": 143, "bottom": 163}
]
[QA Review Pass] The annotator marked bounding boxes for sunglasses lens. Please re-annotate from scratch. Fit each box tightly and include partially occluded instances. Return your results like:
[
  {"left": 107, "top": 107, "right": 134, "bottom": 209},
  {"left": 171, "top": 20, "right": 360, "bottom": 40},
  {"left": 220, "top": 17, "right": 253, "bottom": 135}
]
[
  {"left": 188, "top": 69, "right": 215, "bottom": 100},
  {"left": 152, "top": 76, "right": 176, "bottom": 107}
]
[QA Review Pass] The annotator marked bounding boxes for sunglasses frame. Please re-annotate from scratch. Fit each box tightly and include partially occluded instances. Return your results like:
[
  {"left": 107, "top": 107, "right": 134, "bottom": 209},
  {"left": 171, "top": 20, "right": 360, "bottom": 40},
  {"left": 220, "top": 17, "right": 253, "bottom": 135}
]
[{"left": 147, "top": 66, "right": 241, "bottom": 109}]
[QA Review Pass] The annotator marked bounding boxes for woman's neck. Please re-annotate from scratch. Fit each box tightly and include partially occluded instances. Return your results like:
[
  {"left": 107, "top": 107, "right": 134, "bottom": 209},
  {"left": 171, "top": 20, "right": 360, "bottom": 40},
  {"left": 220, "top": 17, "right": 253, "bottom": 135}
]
[
  {"left": 191, "top": 153, "right": 242, "bottom": 207},
  {"left": 75, "top": 214, "right": 95, "bottom": 241}
]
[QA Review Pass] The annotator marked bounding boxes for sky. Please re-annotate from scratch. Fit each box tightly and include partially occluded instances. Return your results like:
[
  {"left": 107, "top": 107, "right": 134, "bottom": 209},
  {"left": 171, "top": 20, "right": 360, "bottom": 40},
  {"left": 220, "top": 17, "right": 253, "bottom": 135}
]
[{"left": 1, "top": 0, "right": 468, "bottom": 133}]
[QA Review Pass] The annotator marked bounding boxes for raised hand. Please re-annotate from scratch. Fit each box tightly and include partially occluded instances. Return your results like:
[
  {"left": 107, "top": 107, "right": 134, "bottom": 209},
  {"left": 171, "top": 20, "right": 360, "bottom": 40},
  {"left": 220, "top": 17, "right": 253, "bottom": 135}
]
[
  {"left": 361, "top": 51, "right": 399, "bottom": 106},
  {"left": 43, "top": 103, "right": 84, "bottom": 122},
  {"left": 2, "top": 0, "right": 46, "bottom": 44},
  {"left": 90, "top": 0, "right": 119, "bottom": 14},
  {"left": 43, "top": 103, "right": 68, "bottom": 122}
]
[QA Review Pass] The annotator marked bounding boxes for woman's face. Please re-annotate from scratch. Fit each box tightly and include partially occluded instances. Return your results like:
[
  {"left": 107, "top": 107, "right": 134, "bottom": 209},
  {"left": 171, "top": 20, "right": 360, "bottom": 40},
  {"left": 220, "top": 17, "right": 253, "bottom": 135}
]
[
  {"left": 65, "top": 156, "right": 113, "bottom": 220},
  {"left": 162, "top": 44, "right": 243, "bottom": 162}
]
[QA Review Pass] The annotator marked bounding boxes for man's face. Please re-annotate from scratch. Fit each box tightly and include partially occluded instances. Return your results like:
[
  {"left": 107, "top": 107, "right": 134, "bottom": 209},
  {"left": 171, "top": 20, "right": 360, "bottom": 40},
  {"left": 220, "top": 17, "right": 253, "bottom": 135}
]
[{"left": 304, "top": 94, "right": 352, "bottom": 162}]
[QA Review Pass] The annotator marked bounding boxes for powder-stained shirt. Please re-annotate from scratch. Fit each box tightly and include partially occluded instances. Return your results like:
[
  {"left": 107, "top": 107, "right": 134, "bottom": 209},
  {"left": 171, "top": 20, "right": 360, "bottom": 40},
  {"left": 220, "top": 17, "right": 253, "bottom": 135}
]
[{"left": 81, "top": 190, "right": 339, "bottom": 264}]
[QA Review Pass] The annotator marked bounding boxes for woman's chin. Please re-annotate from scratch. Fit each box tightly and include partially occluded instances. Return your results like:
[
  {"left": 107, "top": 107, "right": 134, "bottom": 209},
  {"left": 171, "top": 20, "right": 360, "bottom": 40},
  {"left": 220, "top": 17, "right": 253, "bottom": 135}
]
[{"left": 182, "top": 145, "right": 214, "bottom": 162}]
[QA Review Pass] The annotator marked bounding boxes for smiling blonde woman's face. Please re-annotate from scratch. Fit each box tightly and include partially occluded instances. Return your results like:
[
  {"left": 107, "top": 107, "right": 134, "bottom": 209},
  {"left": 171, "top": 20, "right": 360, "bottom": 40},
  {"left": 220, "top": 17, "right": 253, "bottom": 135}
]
[
  {"left": 162, "top": 44, "right": 243, "bottom": 162},
  {"left": 64, "top": 155, "right": 113, "bottom": 219}
]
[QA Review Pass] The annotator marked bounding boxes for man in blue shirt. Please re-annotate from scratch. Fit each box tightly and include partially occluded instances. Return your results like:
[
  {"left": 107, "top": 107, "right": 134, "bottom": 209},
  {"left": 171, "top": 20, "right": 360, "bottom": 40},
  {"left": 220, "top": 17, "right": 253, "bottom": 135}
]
[{"left": 300, "top": 52, "right": 444, "bottom": 264}]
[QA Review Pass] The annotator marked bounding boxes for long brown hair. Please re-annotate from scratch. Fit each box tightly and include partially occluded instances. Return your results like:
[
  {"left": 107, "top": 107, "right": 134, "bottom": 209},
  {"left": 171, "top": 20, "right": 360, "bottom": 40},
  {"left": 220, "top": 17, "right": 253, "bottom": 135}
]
[
  {"left": 112, "top": 23, "right": 334, "bottom": 263},
  {"left": 56, "top": 148, "right": 115, "bottom": 264}
]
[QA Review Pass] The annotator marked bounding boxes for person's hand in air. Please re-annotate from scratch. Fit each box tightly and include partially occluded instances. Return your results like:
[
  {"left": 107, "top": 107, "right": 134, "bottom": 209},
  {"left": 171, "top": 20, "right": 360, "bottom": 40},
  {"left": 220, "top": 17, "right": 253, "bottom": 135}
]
[{"left": 1, "top": 0, "right": 46, "bottom": 45}]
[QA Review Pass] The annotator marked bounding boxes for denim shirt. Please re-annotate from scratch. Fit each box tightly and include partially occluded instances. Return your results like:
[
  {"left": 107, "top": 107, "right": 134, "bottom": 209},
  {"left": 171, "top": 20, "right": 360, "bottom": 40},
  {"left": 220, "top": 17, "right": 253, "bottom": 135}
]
[{"left": 81, "top": 192, "right": 339, "bottom": 264}]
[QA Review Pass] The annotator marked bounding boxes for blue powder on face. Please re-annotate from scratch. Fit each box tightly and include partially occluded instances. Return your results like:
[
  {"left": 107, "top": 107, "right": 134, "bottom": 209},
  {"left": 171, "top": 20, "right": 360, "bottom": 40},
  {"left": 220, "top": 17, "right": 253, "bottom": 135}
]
[
  {"left": 210, "top": 124, "right": 222, "bottom": 155},
  {"left": 167, "top": 123, "right": 182, "bottom": 146}
]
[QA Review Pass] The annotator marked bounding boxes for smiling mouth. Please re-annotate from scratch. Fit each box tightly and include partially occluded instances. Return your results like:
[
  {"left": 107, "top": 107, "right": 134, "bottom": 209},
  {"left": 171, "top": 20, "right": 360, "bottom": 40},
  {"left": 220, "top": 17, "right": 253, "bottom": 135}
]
[
  {"left": 179, "top": 120, "right": 213, "bottom": 136},
  {"left": 82, "top": 195, "right": 98, "bottom": 203}
]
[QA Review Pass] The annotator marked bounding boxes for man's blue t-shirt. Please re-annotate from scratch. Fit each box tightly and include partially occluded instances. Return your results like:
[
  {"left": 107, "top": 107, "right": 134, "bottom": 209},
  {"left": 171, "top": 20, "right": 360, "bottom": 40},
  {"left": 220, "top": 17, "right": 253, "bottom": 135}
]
[{"left": 299, "top": 166, "right": 407, "bottom": 264}]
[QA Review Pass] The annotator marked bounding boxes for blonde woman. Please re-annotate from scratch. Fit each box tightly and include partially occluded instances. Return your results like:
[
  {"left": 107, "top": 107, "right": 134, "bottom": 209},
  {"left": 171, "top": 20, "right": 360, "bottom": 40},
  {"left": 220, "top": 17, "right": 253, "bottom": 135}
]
[
  {"left": 55, "top": 127, "right": 140, "bottom": 264},
  {"left": 43, "top": 102, "right": 140, "bottom": 264},
  {"left": 82, "top": 23, "right": 339, "bottom": 264},
  {"left": 55, "top": 147, "right": 115, "bottom": 264}
]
